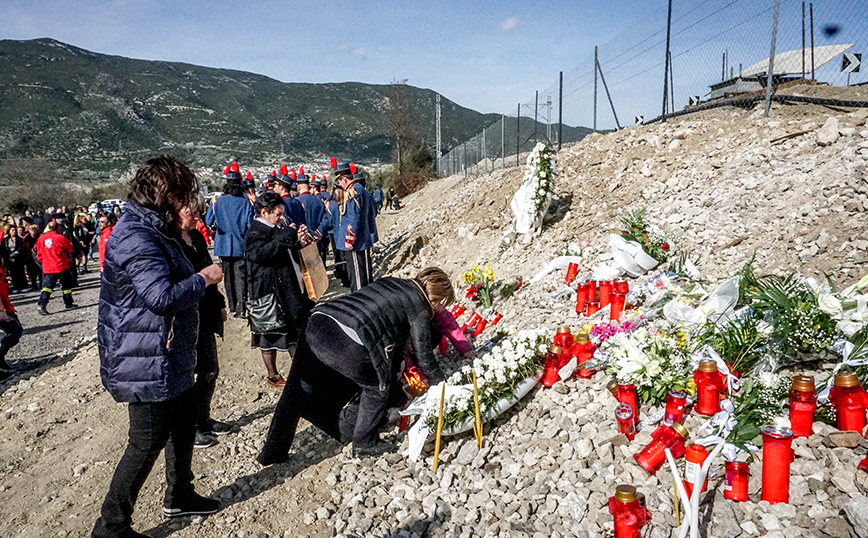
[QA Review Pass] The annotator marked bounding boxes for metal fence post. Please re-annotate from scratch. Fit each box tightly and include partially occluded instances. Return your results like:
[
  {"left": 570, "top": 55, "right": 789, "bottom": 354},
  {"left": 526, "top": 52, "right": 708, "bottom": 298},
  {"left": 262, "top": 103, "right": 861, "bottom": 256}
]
[
  {"left": 662, "top": 0, "right": 673, "bottom": 121},
  {"left": 516, "top": 104, "right": 520, "bottom": 168},
  {"left": 501, "top": 115, "right": 505, "bottom": 169},
  {"left": 764, "top": 0, "right": 781, "bottom": 118},
  {"left": 558, "top": 71, "right": 563, "bottom": 151}
]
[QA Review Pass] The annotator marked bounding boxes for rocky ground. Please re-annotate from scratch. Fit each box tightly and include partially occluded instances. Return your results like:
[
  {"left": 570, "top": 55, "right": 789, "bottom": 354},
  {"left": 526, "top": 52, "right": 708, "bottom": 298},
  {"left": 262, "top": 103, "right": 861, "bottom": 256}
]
[{"left": 2, "top": 83, "right": 868, "bottom": 537}]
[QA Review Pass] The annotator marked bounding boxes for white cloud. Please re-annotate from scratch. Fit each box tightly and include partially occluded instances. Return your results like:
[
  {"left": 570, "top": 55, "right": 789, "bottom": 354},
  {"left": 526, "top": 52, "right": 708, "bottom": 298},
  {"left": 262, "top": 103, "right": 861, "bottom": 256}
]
[
  {"left": 351, "top": 48, "right": 366, "bottom": 58},
  {"left": 499, "top": 16, "right": 520, "bottom": 32}
]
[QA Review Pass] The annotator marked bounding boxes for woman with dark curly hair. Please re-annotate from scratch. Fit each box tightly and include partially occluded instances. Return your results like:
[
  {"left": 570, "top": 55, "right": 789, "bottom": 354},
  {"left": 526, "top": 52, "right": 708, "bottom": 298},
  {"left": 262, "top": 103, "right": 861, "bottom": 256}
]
[
  {"left": 246, "top": 191, "right": 315, "bottom": 388},
  {"left": 92, "top": 155, "right": 224, "bottom": 538}
]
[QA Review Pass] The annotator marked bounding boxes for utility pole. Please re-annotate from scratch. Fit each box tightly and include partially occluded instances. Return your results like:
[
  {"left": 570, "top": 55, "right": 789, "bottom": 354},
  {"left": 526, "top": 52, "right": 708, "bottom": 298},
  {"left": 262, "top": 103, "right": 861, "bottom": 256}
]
[
  {"left": 558, "top": 71, "right": 563, "bottom": 152},
  {"left": 435, "top": 94, "right": 441, "bottom": 176},
  {"left": 810, "top": 3, "right": 815, "bottom": 80},
  {"left": 662, "top": 0, "right": 673, "bottom": 121},
  {"left": 801, "top": 1, "right": 806, "bottom": 79},
  {"left": 593, "top": 46, "right": 598, "bottom": 132},
  {"left": 534, "top": 91, "right": 539, "bottom": 146},
  {"left": 546, "top": 96, "right": 552, "bottom": 143},
  {"left": 764, "top": 0, "right": 781, "bottom": 118},
  {"left": 516, "top": 103, "right": 520, "bottom": 167}
]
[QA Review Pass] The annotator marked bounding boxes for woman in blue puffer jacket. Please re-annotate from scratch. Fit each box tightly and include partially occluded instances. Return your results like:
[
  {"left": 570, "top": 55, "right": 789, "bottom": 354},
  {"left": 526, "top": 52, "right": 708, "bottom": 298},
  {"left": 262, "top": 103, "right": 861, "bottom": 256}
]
[{"left": 92, "top": 155, "right": 225, "bottom": 538}]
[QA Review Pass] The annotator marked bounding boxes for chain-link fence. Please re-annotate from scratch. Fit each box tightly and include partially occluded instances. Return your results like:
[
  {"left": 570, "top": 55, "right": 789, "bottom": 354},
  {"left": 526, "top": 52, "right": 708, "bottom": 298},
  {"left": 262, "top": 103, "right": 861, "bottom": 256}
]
[{"left": 438, "top": 0, "right": 868, "bottom": 178}]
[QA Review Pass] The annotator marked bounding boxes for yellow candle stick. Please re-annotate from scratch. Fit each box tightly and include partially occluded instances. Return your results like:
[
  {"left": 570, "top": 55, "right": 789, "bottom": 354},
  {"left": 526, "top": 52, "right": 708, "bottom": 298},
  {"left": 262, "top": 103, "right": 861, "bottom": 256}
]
[
  {"left": 472, "top": 370, "right": 483, "bottom": 448},
  {"left": 432, "top": 382, "right": 447, "bottom": 473}
]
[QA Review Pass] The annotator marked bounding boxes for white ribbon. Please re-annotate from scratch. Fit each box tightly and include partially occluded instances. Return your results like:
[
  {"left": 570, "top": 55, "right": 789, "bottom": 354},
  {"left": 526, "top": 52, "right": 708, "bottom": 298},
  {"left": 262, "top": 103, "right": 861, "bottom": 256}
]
[
  {"left": 691, "top": 346, "right": 741, "bottom": 395},
  {"left": 817, "top": 339, "right": 867, "bottom": 403},
  {"left": 696, "top": 398, "right": 737, "bottom": 439},
  {"left": 528, "top": 255, "right": 584, "bottom": 286}
]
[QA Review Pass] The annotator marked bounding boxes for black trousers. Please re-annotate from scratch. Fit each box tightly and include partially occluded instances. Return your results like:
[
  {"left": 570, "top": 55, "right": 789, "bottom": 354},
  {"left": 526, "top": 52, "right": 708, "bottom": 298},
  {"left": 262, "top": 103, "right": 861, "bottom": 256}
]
[
  {"left": 219, "top": 257, "right": 246, "bottom": 315},
  {"left": 258, "top": 317, "right": 376, "bottom": 461},
  {"left": 7, "top": 260, "right": 27, "bottom": 290},
  {"left": 193, "top": 331, "right": 219, "bottom": 431},
  {"left": 0, "top": 313, "right": 23, "bottom": 356},
  {"left": 25, "top": 259, "right": 41, "bottom": 289},
  {"left": 344, "top": 249, "right": 372, "bottom": 292},
  {"left": 92, "top": 388, "right": 196, "bottom": 538},
  {"left": 330, "top": 235, "right": 350, "bottom": 287},
  {"left": 38, "top": 270, "right": 74, "bottom": 307}
]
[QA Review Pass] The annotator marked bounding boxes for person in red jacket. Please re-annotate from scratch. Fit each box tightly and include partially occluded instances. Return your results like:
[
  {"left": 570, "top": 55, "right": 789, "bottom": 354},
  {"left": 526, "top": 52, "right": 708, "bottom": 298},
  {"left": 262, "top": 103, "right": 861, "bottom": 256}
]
[
  {"left": 35, "top": 220, "right": 77, "bottom": 314},
  {"left": 0, "top": 265, "right": 23, "bottom": 381},
  {"left": 98, "top": 213, "right": 117, "bottom": 272}
]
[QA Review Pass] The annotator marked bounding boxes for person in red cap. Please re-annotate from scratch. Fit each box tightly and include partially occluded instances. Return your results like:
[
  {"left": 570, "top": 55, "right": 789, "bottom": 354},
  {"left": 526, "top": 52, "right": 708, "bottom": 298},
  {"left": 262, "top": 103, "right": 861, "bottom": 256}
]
[{"left": 36, "top": 220, "right": 77, "bottom": 314}]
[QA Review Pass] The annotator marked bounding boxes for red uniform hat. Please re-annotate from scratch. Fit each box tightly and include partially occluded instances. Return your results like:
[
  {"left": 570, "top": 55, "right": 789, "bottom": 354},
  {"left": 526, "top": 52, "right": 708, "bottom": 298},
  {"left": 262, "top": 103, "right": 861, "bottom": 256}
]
[
  {"left": 246, "top": 172, "right": 253, "bottom": 180},
  {"left": 290, "top": 169, "right": 297, "bottom": 180},
  {"left": 298, "top": 166, "right": 305, "bottom": 175},
  {"left": 223, "top": 165, "right": 231, "bottom": 175},
  {"left": 279, "top": 164, "right": 288, "bottom": 176},
  {"left": 350, "top": 162, "right": 357, "bottom": 174},
  {"left": 231, "top": 161, "right": 239, "bottom": 173},
  {"left": 329, "top": 157, "right": 337, "bottom": 168}
]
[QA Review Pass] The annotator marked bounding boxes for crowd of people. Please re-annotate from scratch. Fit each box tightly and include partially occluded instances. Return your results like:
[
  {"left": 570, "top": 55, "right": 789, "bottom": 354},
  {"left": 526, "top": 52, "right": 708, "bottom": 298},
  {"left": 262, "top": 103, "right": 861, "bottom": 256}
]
[{"left": 84, "top": 155, "right": 467, "bottom": 538}]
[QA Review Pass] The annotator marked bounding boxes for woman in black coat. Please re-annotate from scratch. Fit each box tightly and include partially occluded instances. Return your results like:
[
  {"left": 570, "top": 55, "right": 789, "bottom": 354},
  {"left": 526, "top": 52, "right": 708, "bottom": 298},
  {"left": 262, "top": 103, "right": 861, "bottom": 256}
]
[
  {"left": 257, "top": 267, "right": 452, "bottom": 464},
  {"left": 172, "top": 196, "right": 230, "bottom": 448},
  {"left": 246, "top": 191, "right": 315, "bottom": 388}
]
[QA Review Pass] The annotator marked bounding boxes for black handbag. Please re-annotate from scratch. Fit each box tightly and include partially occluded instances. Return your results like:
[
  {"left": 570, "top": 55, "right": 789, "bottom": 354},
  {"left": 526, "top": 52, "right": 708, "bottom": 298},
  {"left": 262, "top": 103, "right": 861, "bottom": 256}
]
[{"left": 246, "top": 293, "right": 286, "bottom": 333}]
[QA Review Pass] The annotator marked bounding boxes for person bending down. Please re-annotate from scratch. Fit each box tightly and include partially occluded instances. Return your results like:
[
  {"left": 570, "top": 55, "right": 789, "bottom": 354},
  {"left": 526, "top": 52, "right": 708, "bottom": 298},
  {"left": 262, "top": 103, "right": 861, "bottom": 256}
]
[{"left": 257, "top": 267, "right": 452, "bottom": 464}]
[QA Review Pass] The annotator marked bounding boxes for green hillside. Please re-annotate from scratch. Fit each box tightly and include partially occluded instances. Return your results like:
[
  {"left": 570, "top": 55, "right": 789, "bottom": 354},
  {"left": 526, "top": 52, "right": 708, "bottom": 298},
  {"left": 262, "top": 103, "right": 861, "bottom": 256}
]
[{"left": 0, "top": 38, "right": 590, "bottom": 180}]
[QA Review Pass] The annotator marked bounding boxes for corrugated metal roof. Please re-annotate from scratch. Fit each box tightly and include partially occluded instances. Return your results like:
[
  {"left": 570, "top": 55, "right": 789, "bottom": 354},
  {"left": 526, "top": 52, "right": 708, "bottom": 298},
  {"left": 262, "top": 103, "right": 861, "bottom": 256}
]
[{"left": 739, "top": 44, "right": 853, "bottom": 77}]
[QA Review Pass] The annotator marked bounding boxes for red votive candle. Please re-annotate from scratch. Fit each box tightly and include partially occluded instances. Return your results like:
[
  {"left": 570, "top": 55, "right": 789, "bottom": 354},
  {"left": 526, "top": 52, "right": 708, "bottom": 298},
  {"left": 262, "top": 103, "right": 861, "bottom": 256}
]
[
  {"left": 694, "top": 359, "right": 723, "bottom": 416},
  {"left": 490, "top": 312, "right": 502, "bottom": 325},
  {"left": 634, "top": 422, "right": 688, "bottom": 475},
  {"left": 587, "top": 280, "right": 598, "bottom": 303},
  {"left": 572, "top": 334, "right": 597, "bottom": 379},
  {"left": 460, "top": 323, "right": 469, "bottom": 333},
  {"left": 565, "top": 263, "right": 579, "bottom": 285},
  {"left": 608, "top": 485, "right": 650, "bottom": 538},
  {"left": 438, "top": 336, "right": 448, "bottom": 354},
  {"left": 610, "top": 292, "right": 626, "bottom": 322},
  {"left": 586, "top": 301, "right": 600, "bottom": 316},
  {"left": 616, "top": 403, "right": 636, "bottom": 440},
  {"left": 663, "top": 390, "right": 687, "bottom": 425},
  {"left": 554, "top": 326, "right": 574, "bottom": 350},
  {"left": 599, "top": 280, "right": 613, "bottom": 308},
  {"left": 467, "top": 312, "right": 482, "bottom": 331},
  {"left": 788, "top": 375, "right": 816, "bottom": 438},
  {"left": 576, "top": 283, "right": 589, "bottom": 316},
  {"left": 618, "top": 382, "right": 640, "bottom": 426},
  {"left": 613, "top": 279, "right": 630, "bottom": 294},
  {"left": 830, "top": 372, "right": 868, "bottom": 433},
  {"left": 472, "top": 319, "right": 487, "bottom": 337},
  {"left": 450, "top": 304, "right": 465, "bottom": 319},
  {"left": 683, "top": 444, "right": 709, "bottom": 498},
  {"left": 724, "top": 461, "right": 749, "bottom": 502},
  {"left": 761, "top": 426, "right": 794, "bottom": 504},
  {"left": 541, "top": 345, "right": 565, "bottom": 388}
]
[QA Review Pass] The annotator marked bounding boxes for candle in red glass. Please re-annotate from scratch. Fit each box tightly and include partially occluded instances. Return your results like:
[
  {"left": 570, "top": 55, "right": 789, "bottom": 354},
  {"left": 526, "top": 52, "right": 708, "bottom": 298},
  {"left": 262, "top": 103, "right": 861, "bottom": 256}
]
[
  {"left": 587, "top": 280, "right": 598, "bottom": 303},
  {"left": 761, "top": 426, "right": 794, "bottom": 504},
  {"left": 572, "top": 334, "right": 597, "bottom": 379},
  {"left": 490, "top": 312, "right": 502, "bottom": 325},
  {"left": 438, "top": 336, "right": 448, "bottom": 354},
  {"left": 613, "top": 279, "right": 630, "bottom": 294},
  {"left": 859, "top": 456, "right": 868, "bottom": 474},
  {"left": 586, "top": 301, "right": 600, "bottom": 316},
  {"left": 618, "top": 382, "right": 640, "bottom": 425},
  {"left": 663, "top": 390, "right": 687, "bottom": 425},
  {"left": 450, "top": 304, "right": 465, "bottom": 319},
  {"left": 829, "top": 372, "right": 868, "bottom": 432},
  {"left": 599, "top": 280, "right": 613, "bottom": 308},
  {"left": 634, "top": 422, "right": 689, "bottom": 475},
  {"left": 467, "top": 312, "right": 482, "bottom": 331},
  {"left": 576, "top": 284, "right": 589, "bottom": 315},
  {"left": 554, "top": 326, "right": 574, "bottom": 350},
  {"left": 398, "top": 415, "right": 411, "bottom": 432},
  {"left": 724, "top": 461, "right": 749, "bottom": 501},
  {"left": 694, "top": 359, "right": 723, "bottom": 416},
  {"left": 610, "top": 293, "right": 627, "bottom": 322},
  {"left": 565, "top": 263, "right": 579, "bottom": 285},
  {"left": 608, "top": 485, "right": 650, "bottom": 538},
  {"left": 541, "top": 345, "right": 565, "bottom": 388},
  {"left": 607, "top": 379, "right": 620, "bottom": 399},
  {"left": 788, "top": 375, "right": 816, "bottom": 438},
  {"left": 472, "top": 319, "right": 487, "bottom": 337},
  {"left": 615, "top": 403, "right": 636, "bottom": 440},
  {"left": 683, "top": 444, "right": 709, "bottom": 498}
]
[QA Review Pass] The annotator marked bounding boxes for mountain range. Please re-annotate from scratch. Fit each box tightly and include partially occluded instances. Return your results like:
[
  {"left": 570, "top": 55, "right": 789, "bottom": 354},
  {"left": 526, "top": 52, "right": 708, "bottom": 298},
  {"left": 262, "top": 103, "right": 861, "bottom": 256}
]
[{"left": 0, "top": 38, "right": 591, "bottom": 180}]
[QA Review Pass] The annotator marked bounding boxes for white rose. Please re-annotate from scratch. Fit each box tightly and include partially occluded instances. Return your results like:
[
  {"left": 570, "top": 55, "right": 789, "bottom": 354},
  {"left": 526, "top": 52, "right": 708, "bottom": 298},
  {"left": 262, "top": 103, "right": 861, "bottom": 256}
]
[{"left": 817, "top": 293, "right": 843, "bottom": 319}]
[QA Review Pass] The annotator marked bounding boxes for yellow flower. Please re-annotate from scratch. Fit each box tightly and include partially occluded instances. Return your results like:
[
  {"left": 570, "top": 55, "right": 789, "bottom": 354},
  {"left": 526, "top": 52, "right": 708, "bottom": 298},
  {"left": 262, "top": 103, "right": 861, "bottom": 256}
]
[{"left": 685, "top": 379, "right": 697, "bottom": 396}]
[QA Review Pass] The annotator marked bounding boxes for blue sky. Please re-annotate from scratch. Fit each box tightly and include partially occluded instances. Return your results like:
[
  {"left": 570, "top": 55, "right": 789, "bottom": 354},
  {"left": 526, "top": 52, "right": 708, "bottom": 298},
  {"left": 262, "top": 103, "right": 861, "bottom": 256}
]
[
  {"left": 1, "top": 0, "right": 658, "bottom": 115},
  {"left": 3, "top": 0, "right": 867, "bottom": 130}
]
